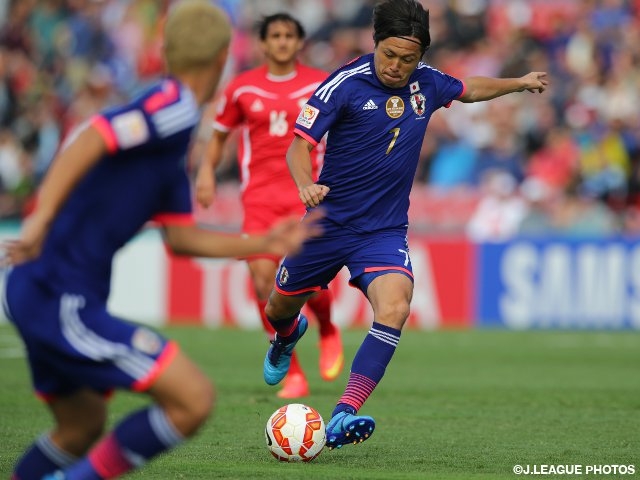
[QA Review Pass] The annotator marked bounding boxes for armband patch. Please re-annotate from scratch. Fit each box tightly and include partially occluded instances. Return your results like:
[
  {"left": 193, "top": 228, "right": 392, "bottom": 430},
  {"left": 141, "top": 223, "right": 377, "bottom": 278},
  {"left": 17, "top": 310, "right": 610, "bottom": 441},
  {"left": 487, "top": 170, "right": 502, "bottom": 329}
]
[
  {"left": 296, "top": 104, "right": 320, "bottom": 129},
  {"left": 112, "top": 110, "right": 149, "bottom": 149}
]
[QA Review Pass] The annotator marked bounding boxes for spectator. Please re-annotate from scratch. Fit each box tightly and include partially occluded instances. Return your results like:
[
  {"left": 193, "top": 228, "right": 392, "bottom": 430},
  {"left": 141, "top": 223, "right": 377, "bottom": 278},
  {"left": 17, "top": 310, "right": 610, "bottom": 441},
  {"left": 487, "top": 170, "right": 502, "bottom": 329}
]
[
  {"left": 527, "top": 127, "right": 580, "bottom": 191},
  {"left": 0, "top": 0, "right": 638, "bottom": 234},
  {"left": 466, "top": 170, "right": 529, "bottom": 242}
]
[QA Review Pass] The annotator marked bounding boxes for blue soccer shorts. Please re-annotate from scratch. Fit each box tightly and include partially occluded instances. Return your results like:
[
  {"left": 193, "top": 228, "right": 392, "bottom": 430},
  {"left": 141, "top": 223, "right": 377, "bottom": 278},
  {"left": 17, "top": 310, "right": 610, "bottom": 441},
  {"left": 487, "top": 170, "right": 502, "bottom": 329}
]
[
  {"left": 274, "top": 221, "right": 414, "bottom": 297},
  {"left": 2, "top": 267, "right": 177, "bottom": 401}
]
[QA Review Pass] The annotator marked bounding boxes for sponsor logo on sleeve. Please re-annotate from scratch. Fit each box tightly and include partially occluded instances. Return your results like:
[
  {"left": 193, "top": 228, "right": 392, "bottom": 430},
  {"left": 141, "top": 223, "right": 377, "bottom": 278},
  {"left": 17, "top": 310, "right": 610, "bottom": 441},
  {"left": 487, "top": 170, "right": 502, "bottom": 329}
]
[
  {"left": 112, "top": 110, "right": 149, "bottom": 148},
  {"left": 296, "top": 104, "right": 320, "bottom": 129}
]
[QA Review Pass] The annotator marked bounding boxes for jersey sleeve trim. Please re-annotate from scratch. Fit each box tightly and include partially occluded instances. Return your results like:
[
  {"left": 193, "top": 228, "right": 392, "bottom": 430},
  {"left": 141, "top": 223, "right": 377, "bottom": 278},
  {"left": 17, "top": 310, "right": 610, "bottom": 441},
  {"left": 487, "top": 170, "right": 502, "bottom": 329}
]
[
  {"left": 132, "top": 341, "right": 180, "bottom": 392},
  {"left": 151, "top": 212, "right": 196, "bottom": 226},
  {"left": 90, "top": 115, "right": 118, "bottom": 154},
  {"left": 293, "top": 128, "right": 319, "bottom": 147},
  {"left": 212, "top": 120, "right": 233, "bottom": 133},
  {"left": 445, "top": 80, "right": 467, "bottom": 108}
]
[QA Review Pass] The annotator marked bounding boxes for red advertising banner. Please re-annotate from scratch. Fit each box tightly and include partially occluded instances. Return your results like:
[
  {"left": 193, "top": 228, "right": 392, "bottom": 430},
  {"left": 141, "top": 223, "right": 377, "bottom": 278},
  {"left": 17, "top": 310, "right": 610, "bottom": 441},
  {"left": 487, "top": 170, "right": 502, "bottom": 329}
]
[{"left": 165, "top": 236, "right": 474, "bottom": 329}]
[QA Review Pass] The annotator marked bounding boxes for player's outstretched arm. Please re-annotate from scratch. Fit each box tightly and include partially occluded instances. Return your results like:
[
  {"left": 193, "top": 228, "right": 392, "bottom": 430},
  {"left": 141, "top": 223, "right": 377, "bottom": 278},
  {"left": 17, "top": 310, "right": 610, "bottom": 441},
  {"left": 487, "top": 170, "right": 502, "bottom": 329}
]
[
  {"left": 287, "top": 135, "right": 330, "bottom": 208},
  {"left": 194, "top": 129, "right": 229, "bottom": 208},
  {"left": 2, "top": 124, "right": 106, "bottom": 266},
  {"left": 162, "top": 210, "right": 323, "bottom": 259},
  {"left": 458, "top": 72, "right": 548, "bottom": 103}
]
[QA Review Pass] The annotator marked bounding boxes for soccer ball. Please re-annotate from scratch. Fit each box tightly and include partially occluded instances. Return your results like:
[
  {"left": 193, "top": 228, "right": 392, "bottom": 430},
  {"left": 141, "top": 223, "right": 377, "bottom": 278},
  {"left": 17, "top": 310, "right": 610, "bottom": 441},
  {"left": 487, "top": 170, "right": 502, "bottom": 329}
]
[{"left": 265, "top": 403, "right": 326, "bottom": 462}]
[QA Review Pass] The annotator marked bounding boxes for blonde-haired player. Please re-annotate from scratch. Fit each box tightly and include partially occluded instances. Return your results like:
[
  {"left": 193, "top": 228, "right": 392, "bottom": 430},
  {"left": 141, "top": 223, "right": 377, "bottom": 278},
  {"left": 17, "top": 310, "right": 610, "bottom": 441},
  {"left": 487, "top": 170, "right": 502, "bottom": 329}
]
[{"left": 4, "top": 2, "right": 319, "bottom": 478}]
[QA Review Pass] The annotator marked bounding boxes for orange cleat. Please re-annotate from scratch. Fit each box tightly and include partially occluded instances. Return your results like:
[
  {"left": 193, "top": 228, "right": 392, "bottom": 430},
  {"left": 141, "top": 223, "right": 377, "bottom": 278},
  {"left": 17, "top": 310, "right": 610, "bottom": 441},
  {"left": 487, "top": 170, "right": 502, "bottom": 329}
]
[
  {"left": 319, "top": 328, "right": 344, "bottom": 381},
  {"left": 277, "top": 373, "right": 309, "bottom": 399}
]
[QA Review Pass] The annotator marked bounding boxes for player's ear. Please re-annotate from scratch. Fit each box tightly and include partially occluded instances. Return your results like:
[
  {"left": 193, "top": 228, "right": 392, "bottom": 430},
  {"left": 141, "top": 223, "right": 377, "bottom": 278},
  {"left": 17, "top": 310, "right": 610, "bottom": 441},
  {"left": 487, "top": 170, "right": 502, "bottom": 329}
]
[
  {"left": 216, "top": 45, "right": 230, "bottom": 71},
  {"left": 260, "top": 39, "right": 269, "bottom": 56},
  {"left": 202, "top": 45, "right": 230, "bottom": 103}
]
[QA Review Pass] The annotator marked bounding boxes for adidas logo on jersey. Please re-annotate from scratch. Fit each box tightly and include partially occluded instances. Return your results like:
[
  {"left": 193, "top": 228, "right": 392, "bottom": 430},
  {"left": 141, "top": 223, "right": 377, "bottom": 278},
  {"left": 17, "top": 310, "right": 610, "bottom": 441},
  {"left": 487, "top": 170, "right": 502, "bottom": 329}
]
[
  {"left": 363, "top": 99, "right": 378, "bottom": 110},
  {"left": 250, "top": 99, "right": 264, "bottom": 112}
]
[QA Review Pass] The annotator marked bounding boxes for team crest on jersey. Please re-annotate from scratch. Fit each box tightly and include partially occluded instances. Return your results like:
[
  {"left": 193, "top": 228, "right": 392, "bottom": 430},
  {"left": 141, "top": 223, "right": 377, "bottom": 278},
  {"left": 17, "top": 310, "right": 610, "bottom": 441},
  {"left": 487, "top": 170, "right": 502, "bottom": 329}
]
[
  {"left": 296, "top": 103, "right": 319, "bottom": 129},
  {"left": 278, "top": 266, "right": 289, "bottom": 285},
  {"left": 132, "top": 327, "right": 162, "bottom": 355},
  {"left": 385, "top": 96, "right": 404, "bottom": 118},
  {"left": 410, "top": 93, "right": 427, "bottom": 116}
]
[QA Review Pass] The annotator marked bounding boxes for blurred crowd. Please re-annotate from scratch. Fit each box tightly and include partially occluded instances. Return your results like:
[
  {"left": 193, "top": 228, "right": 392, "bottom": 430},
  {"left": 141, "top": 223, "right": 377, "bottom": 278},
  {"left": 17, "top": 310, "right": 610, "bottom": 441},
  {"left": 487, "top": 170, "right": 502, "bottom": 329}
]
[{"left": 1, "top": 0, "right": 640, "bottom": 239}]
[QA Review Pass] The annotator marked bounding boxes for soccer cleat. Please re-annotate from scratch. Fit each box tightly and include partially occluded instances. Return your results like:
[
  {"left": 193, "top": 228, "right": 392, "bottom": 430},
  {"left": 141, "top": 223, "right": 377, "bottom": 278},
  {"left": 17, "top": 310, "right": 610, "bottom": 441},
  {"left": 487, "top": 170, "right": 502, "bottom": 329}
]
[
  {"left": 277, "top": 372, "right": 310, "bottom": 399},
  {"left": 42, "top": 472, "right": 65, "bottom": 480},
  {"left": 318, "top": 327, "right": 344, "bottom": 381},
  {"left": 263, "top": 315, "right": 308, "bottom": 386},
  {"left": 325, "top": 411, "right": 375, "bottom": 450}
]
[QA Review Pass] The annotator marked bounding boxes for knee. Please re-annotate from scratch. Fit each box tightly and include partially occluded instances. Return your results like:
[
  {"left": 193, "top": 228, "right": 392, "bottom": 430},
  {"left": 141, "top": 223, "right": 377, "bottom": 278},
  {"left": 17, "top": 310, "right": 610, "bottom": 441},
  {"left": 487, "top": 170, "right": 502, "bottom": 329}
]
[
  {"left": 252, "top": 278, "right": 273, "bottom": 302},
  {"left": 264, "top": 292, "right": 306, "bottom": 321},
  {"left": 170, "top": 377, "right": 215, "bottom": 437},
  {"left": 264, "top": 300, "right": 295, "bottom": 320},
  {"left": 375, "top": 300, "right": 411, "bottom": 329},
  {"left": 184, "top": 378, "right": 215, "bottom": 435},
  {"left": 197, "top": 379, "right": 216, "bottom": 423}
]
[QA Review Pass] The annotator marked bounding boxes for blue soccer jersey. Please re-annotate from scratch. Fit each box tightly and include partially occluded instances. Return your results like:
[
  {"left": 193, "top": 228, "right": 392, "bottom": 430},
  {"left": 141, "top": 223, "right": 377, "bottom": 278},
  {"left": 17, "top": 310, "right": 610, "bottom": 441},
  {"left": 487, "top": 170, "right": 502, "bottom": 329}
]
[
  {"left": 2, "top": 78, "right": 200, "bottom": 397},
  {"left": 25, "top": 78, "right": 199, "bottom": 299},
  {"left": 294, "top": 53, "right": 464, "bottom": 232}
]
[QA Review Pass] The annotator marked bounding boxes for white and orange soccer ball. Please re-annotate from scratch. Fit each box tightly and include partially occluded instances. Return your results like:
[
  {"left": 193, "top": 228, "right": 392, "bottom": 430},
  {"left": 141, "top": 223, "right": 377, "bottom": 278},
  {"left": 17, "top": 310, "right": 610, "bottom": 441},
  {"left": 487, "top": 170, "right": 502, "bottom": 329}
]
[{"left": 265, "top": 403, "right": 326, "bottom": 462}]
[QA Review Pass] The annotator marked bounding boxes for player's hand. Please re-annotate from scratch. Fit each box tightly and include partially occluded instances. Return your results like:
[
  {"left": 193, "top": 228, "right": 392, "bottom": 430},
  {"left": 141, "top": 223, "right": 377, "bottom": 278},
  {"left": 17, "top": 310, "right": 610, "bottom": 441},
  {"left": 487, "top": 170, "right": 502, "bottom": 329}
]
[
  {"left": 195, "top": 165, "right": 216, "bottom": 208},
  {"left": 521, "top": 72, "right": 548, "bottom": 94},
  {"left": 299, "top": 184, "right": 330, "bottom": 208},
  {"left": 1, "top": 215, "right": 49, "bottom": 266},
  {"left": 264, "top": 209, "right": 324, "bottom": 256}
]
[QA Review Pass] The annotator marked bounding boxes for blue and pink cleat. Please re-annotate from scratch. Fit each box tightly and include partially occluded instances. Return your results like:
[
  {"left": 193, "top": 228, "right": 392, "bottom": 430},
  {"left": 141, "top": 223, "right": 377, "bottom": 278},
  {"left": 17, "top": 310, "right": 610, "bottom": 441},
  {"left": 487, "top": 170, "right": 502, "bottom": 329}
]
[
  {"left": 263, "top": 315, "right": 308, "bottom": 386},
  {"left": 325, "top": 411, "right": 375, "bottom": 450}
]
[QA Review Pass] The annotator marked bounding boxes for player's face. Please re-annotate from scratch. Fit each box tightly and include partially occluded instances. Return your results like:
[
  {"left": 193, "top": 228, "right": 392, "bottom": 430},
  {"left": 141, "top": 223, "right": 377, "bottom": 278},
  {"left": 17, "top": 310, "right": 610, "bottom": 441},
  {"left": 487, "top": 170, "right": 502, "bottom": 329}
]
[
  {"left": 261, "top": 20, "right": 303, "bottom": 66},
  {"left": 374, "top": 36, "right": 423, "bottom": 89}
]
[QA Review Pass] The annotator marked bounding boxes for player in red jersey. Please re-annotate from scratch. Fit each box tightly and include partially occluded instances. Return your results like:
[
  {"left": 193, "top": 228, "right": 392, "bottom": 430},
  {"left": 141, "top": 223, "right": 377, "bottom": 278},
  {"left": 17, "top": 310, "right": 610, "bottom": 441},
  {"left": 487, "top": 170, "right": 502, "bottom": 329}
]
[{"left": 195, "top": 13, "right": 343, "bottom": 399}]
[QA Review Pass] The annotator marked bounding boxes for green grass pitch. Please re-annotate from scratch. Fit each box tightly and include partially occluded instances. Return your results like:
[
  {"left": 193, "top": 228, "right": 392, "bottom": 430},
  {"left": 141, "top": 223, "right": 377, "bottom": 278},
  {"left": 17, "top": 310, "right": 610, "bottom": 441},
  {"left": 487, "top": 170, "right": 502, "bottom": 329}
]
[{"left": 1, "top": 324, "right": 639, "bottom": 479}]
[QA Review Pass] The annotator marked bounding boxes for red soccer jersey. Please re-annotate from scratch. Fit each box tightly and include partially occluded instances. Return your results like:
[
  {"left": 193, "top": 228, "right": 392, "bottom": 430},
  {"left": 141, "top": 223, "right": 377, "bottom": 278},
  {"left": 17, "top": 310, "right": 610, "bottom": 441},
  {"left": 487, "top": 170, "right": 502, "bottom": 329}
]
[{"left": 213, "top": 63, "right": 327, "bottom": 222}]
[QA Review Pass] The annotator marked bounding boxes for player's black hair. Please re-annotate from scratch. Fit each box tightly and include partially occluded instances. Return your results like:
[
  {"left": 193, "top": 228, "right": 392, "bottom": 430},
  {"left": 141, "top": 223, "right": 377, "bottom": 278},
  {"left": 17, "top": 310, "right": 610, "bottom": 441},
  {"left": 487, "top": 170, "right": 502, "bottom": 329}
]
[
  {"left": 372, "top": 0, "right": 430, "bottom": 54},
  {"left": 258, "top": 13, "right": 306, "bottom": 40}
]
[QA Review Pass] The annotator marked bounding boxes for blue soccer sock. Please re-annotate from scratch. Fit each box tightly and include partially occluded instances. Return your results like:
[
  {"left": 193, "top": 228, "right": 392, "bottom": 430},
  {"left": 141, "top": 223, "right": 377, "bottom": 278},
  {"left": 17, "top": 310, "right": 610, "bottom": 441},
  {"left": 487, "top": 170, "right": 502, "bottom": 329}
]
[
  {"left": 62, "top": 406, "right": 183, "bottom": 479},
  {"left": 266, "top": 313, "right": 300, "bottom": 340},
  {"left": 332, "top": 322, "right": 401, "bottom": 417},
  {"left": 13, "top": 433, "right": 78, "bottom": 479}
]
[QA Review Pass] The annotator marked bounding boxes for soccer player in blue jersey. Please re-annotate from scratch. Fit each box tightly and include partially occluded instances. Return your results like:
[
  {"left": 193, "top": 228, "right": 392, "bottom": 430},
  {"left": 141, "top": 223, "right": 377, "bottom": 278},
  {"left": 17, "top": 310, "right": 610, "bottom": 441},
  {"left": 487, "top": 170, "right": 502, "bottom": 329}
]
[
  {"left": 262, "top": 0, "right": 548, "bottom": 450},
  {"left": 1, "top": 2, "right": 319, "bottom": 479}
]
